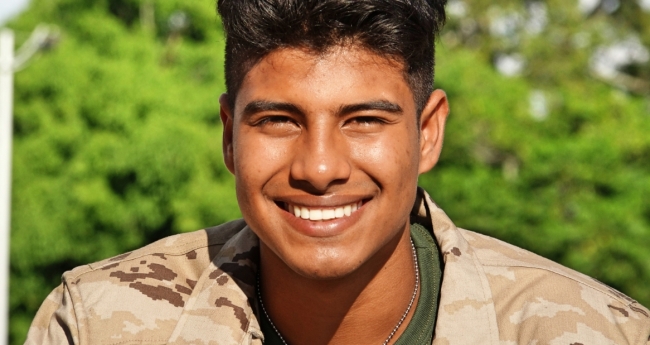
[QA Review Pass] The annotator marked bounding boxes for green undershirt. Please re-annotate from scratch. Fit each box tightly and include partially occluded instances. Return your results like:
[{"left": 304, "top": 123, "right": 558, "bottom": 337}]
[{"left": 259, "top": 223, "right": 443, "bottom": 344}]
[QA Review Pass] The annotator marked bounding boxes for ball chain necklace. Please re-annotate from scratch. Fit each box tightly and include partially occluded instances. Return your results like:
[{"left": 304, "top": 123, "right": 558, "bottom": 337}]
[{"left": 256, "top": 238, "right": 420, "bottom": 345}]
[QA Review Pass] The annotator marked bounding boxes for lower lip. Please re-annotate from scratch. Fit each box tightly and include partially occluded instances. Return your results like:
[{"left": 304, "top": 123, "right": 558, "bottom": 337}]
[{"left": 278, "top": 203, "right": 367, "bottom": 238}]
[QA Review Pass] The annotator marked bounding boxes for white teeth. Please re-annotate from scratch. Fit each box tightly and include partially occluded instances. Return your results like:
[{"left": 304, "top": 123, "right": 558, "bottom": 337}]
[
  {"left": 300, "top": 207, "right": 310, "bottom": 219},
  {"left": 310, "top": 209, "right": 323, "bottom": 221},
  {"left": 288, "top": 201, "right": 363, "bottom": 221},
  {"left": 322, "top": 209, "right": 335, "bottom": 220}
]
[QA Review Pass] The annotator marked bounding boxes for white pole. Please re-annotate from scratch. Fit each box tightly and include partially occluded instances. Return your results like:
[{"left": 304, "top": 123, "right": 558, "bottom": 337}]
[{"left": 0, "top": 29, "right": 14, "bottom": 345}]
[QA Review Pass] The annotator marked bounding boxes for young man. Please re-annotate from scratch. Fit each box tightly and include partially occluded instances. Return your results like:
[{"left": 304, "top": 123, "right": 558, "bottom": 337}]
[{"left": 26, "top": 0, "right": 650, "bottom": 344}]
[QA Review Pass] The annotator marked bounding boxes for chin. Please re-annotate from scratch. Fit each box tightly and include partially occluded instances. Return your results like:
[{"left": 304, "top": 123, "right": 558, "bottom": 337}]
[
  {"left": 292, "top": 265, "right": 360, "bottom": 281},
  {"left": 286, "top": 249, "right": 364, "bottom": 281}
]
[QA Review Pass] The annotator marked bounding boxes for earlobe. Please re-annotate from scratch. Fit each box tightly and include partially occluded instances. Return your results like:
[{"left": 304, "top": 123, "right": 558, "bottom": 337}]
[
  {"left": 418, "top": 89, "right": 449, "bottom": 174},
  {"left": 219, "top": 93, "right": 236, "bottom": 175}
]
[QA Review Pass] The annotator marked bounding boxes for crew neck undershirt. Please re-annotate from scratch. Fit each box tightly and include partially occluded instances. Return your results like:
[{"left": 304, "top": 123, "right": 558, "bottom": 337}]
[{"left": 259, "top": 223, "right": 444, "bottom": 344}]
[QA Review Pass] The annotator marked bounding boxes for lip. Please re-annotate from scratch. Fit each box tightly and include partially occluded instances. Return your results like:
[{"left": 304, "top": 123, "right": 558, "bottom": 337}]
[
  {"left": 274, "top": 194, "right": 371, "bottom": 208},
  {"left": 274, "top": 195, "right": 371, "bottom": 238}
]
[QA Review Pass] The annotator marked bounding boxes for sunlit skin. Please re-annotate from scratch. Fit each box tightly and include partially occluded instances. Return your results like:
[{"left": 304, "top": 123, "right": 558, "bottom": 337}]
[{"left": 220, "top": 46, "right": 449, "bottom": 345}]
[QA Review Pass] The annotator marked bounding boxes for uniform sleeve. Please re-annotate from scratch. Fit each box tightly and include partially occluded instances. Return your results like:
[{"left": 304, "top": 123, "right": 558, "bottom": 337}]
[{"left": 24, "top": 283, "right": 80, "bottom": 345}]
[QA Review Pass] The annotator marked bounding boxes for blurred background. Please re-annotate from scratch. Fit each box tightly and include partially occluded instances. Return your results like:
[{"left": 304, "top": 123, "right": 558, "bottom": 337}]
[{"left": 1, "top": 0, "right": 649, "bottom": 343}]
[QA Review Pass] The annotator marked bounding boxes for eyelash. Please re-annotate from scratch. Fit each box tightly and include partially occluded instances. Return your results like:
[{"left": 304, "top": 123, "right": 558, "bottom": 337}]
[
  {"left": 255, "top": 116, "right": 297, "bottom": 126},
  {"left": 347, "top": 116, "right": 387, "bottom": 125},
  {"left": 253, "top": 115, "right": 389, "bottom": 127}
]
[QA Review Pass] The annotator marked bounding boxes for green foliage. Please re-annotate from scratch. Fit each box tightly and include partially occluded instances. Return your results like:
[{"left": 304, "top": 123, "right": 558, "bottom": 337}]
[
  {"left": 420, "top": 0, "right": 650, "bottom": 314},
  {"left": 5, "top": 0, "right": 650, "bottom": 344},
  {"left": 422, "top": 46, "right": 650, "bottom": 306},
  {"left": 7, "top": 0, "right": 239, "bottom": 342}
]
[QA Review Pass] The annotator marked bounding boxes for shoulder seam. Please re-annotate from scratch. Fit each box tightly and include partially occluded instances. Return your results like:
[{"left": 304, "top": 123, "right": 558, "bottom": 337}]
[
  {"left": 480, "top": 260, "right": 639, "bottom": 307},
  {"left": 457, "top": 229, "right": 643, "bottom": 309},
  {"left": 62, "top": 279, "right": 85, "bottom": 344},
  {"left": 64, "top": 239, "right": 222, "bottom": 281}
]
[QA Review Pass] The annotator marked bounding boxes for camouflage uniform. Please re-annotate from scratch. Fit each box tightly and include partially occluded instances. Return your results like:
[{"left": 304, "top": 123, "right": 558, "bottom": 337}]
[{"left": 26, "top": 189, "right": 650, "bottom": 344}]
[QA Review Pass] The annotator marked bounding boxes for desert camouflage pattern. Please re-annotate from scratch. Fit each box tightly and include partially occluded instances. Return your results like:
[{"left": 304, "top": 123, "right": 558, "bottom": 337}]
[
  {"left": 26, "top": 189, "right": 650, "bottom": 344},
  {"left": 26, "top": 219, "right": 264, "bottom": 345}
]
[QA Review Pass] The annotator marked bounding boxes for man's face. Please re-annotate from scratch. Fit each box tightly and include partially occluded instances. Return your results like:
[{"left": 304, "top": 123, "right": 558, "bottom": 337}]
[{"left": 220, "top": 46, "right": 447, "bottom": 279}]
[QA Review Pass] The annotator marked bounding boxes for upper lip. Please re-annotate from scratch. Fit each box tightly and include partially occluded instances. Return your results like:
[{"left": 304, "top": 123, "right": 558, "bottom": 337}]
[{"left": 273, "top": 194, "right": 372, "bottom": 208}]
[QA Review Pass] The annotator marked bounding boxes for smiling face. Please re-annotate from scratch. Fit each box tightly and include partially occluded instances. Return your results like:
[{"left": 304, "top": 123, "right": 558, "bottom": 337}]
[{"left": 220, "top": 46, "right": 448, "bottom": 280}]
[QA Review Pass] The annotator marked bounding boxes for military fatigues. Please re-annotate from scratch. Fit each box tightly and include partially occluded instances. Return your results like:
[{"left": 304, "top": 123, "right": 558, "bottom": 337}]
[{"left": 26, "top": 189, "right": 650, "bottom": 344}]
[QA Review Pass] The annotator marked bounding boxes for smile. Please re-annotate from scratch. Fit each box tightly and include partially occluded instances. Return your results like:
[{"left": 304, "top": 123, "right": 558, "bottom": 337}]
[{"left": 282, "top": 201, "right": 363, "bottom": 221}]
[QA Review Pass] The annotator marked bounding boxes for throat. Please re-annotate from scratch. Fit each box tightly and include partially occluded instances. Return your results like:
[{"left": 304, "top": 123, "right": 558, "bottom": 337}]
[{"left": 256, "top": 230, "right": 419, "bottom": 345}]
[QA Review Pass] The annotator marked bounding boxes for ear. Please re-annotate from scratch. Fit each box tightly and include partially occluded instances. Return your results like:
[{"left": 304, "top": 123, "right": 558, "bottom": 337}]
[
  {"left": 219, "top": 93, "right": 236, "bottom": 175},
  {"left": 418, "top": 89, "right": 449, "bottom": 174}
]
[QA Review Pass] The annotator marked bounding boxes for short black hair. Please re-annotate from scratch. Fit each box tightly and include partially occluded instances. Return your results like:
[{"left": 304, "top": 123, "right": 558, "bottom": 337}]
[{"left": 217, "top": 0, "right": 447, "bottom": 115}]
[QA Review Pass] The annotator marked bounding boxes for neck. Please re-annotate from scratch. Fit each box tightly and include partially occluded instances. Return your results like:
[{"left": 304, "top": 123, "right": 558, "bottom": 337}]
[{"left": 259, "top": 225, "right": 418, "bottom": 345}]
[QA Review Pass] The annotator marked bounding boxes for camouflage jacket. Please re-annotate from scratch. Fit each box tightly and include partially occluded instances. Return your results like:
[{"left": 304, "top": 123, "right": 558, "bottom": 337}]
[{"left": 26, "top": 190, "right": 650, "bottom": 344}]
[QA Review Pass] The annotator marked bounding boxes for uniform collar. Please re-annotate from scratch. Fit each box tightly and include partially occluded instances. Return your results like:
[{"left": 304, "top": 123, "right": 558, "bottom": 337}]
[
  {"left": 168, "top": 226, "right": 264, "bottom": 344},
  {"left": 414, "top": 187, "right": 500, "bottom": 345},
  {"left": 169, "top": 188, "right": 500, "bottom": 344}
]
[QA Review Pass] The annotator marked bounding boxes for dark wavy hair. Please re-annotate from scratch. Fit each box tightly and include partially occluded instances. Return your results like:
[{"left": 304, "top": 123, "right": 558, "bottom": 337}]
[{"left": 217, "top": 0, "right": 447, "bottom": 115}]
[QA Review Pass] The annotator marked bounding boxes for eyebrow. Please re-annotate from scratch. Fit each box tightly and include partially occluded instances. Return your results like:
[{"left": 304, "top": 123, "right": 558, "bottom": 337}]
[
  {"left": 339, "top": 100, "right": 403, "bottom": 115},
  {"left": 242, "top": 101, "right": 305, "bottom": 118},
  {"left": 240, "top": 99, "right": 403, "bottom": 118}
]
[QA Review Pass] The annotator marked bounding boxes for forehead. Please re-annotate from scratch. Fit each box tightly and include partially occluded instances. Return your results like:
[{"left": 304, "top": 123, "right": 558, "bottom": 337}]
[{"left": 234, "top": 46, "right": 416, "bottom": 114}]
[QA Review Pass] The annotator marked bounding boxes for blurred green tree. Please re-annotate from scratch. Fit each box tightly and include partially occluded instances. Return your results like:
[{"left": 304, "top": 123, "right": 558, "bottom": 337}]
[
  {"left": 421, "top": 0, "right": 650, "bottom": 317},
  {"left": 7, "top": 0, "right": 240, "bottom": 342},
  {"left": 5, "top": 0, "right": 650, "bottom": 344}
]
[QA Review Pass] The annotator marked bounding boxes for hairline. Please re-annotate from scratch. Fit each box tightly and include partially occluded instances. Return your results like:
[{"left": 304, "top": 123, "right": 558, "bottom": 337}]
[{"left": 227, "top": 43, "right": 428, "bottom": 120}]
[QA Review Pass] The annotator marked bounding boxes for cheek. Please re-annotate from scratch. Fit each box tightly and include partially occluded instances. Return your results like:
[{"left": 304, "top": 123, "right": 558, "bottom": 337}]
[
  {"left": 349, "top": 128, "right": 420, "bottom": 189},
  {"left": 233, "top": 130, "right": 291, "bottom": 185}
]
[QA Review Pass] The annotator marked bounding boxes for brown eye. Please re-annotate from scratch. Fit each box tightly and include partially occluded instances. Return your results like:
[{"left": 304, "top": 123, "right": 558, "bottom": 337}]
[
  {"left": 344, "top": 116, "right": 388, "bottom": 130},
  {"left": 254, "top": 116, "right": 297, "bottom": 127},
  {"left": 255, "top": 116, "right": 301, "bottom": 136},
  {"left": 256, "top": 115, "right": 289, "bottom": 125},
  {"left": 349, "top": 117, "right": 386, "bottom": 125}
]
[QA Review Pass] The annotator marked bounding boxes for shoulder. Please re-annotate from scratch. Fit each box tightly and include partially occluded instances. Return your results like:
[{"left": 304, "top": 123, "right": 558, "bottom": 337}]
[
  {"left": 459, "top": 228, "right": 650, "bottom": 344},
  {"left": 61, "top": 219, "right": 249, "bottom": 311},
  {"left": 26, "top": 219, "right": 250, "bottom": 345},
  {"left": 65, "top": 218, "right": 247, "bottom": 281}
]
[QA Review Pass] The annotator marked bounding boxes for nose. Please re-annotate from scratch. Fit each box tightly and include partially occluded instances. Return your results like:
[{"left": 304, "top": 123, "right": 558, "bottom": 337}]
[{"left": 290, "top": 125, "right": 352, "bottom": 192}]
